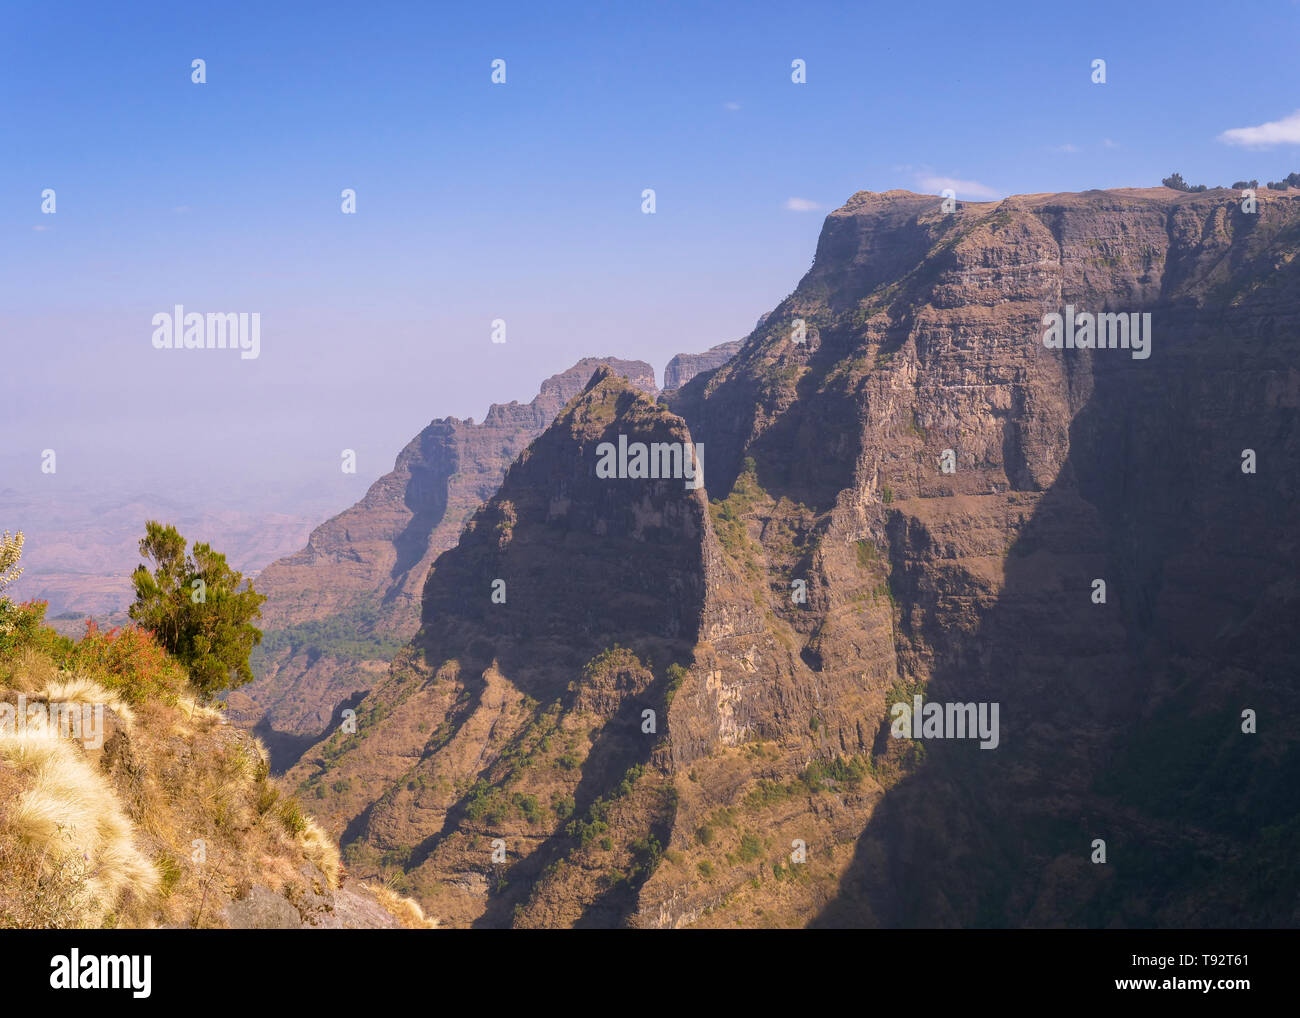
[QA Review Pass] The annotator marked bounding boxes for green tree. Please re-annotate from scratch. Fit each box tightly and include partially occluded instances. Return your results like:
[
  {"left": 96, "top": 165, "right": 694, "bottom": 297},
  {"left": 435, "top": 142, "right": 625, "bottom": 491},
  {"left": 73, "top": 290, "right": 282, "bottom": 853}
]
[
  {"left": 128, "top": 521, "right": 266, "bottom": 699},
  {"left": 1162, "top": 171, "right": 1212, "bottom": 193}
]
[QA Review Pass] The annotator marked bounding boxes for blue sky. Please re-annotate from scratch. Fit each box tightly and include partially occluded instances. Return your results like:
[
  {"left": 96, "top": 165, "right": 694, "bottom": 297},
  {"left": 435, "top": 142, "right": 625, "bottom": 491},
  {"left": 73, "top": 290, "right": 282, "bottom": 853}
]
[{"left": 1, "top": 0, "right": 1297, "bottom": 514}]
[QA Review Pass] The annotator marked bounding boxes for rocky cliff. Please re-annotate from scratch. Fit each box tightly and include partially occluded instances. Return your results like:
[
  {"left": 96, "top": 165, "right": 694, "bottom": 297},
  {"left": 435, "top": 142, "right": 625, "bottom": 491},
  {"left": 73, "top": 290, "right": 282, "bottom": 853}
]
[
  {"left": 662, "top": 339, "right": 742, "bottom": 391},
  {"left": 290, "top": 186, "right": 1300, "bottom": 928},
  {"left": 229, "top": 358, "right": 657, "bottom": 765}
]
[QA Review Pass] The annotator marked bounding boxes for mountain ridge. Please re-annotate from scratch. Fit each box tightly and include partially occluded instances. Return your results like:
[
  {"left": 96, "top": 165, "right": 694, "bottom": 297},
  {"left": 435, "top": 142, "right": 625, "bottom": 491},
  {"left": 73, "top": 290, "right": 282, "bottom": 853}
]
[
  {"left": 234, "top": 352, "right": 742, "bottom": 769},
  {"left": 284, "top": 183, "right": 1300, "bottom": 926}
]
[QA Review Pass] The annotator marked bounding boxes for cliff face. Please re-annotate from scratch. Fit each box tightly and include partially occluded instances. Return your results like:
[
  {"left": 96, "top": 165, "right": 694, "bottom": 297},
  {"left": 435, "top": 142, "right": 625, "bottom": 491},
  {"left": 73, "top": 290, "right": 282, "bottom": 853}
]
[
  {"left": 230, "top": 359, "right": 657, "bottom": 762},
  {"left": 662, "top": 339, "right": 742, "bottom": 391},
  {"left": 289, "top": 368, "right": 743, "bottom": 925},
  {"left": 293, "top": 187, "right": 1300, "bottom": 928}
]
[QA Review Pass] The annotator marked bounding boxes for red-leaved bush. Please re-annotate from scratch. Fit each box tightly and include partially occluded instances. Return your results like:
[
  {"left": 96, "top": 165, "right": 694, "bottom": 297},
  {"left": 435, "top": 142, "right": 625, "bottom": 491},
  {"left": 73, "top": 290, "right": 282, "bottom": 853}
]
[{"left": 62, "top": 621, "right": 190, "bottom": 706}]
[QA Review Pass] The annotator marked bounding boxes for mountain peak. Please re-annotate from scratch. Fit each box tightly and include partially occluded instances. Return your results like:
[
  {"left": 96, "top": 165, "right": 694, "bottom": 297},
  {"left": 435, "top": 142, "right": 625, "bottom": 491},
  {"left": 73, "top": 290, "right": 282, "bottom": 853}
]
[{"left": 238, "top": 353, "right": 677, "bottom": 760}]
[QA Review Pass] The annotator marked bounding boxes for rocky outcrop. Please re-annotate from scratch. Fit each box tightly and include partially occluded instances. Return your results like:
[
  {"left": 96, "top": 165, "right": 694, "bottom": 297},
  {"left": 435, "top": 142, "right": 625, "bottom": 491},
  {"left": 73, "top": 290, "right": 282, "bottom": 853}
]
[
  {"left": 662, "top": 340, "right": 742, "bottom": 391},
  {"left": 292, "top": 187, "right": 1300, "bottom": 928}
]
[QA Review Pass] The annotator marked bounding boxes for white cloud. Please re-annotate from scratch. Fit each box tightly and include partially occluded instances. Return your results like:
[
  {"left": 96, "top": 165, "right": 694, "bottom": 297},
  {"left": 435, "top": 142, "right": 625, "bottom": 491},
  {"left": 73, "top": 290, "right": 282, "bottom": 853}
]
[
  {"left": 1102, "top": 138, "right": 1119, "bottom": 149},
  {"left": 917, "top": 175, "right": 998, "bottom": 199},
  {"left": 723, "top": 101, "right": 741, "bottom": 112},
  {"left": 31, "top": 224, "right": 49, "bottom": 232},
  {"left": 1051, "top": 143, "right": 1080, "bottom": 154},
  {"left": 1217, "top": 110, "right": 1300, "bottom": 148},
  {"left": 784, "top": 197, "right": 822, "bottom": 211}
]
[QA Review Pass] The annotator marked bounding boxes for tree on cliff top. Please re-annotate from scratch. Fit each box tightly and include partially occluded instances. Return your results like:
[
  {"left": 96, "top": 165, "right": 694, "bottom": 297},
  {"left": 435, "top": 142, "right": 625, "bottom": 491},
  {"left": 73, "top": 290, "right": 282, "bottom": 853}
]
[
  {"left": 1162, "top": 172, "right": 1208, "bottom": 193},
  {"left": 129, "top": 520, "right": 266, "bottom": 700}
]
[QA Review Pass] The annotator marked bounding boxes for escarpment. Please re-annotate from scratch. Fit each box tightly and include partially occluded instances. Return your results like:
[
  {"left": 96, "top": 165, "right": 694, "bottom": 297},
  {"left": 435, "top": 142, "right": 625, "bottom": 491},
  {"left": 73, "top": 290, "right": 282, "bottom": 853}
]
[
  {"left": 290, "top": 368, "right": 751, "bottom": 926},
  {"left": 662, "top": 339, "right": 743, "bottom": 391},
  {"left": 295, "top": 187, "right": 1300, "bottom": 928}
]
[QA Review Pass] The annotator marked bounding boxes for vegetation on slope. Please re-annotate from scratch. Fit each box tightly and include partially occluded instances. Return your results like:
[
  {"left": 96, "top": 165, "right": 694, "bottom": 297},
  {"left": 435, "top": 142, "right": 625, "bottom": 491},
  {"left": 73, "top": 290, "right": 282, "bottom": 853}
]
[
  {"left": 0, "top": 528, "right": 429, "bottom": 929},
  {"left": 250, "top": 604, "right": 408, "bottom": 673}
]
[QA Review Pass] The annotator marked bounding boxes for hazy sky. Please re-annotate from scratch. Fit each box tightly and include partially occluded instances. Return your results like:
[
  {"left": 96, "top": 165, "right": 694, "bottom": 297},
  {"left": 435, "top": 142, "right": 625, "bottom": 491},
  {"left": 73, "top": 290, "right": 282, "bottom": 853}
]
[{"left": 2, "top": 0, "right": 1297, "bottom": 513}]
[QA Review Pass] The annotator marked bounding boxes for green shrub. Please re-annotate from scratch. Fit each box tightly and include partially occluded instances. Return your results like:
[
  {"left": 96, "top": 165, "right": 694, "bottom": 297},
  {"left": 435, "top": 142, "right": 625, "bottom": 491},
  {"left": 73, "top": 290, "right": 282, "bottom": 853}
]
[
  {"left": 155, "top": 853, "right": 183, "bottom": 898},
  {"left": 557, "top": 751, "right": 581, "bottom": 771},
  {"left": 629, "top": 835, "right": 663, "bottom": 874},
  {"left": 567, "top": 817, "right": 608, "bottom": 847},
  {"left": 665, "top": 662, "right": 688, "bottom": 706},
  {"left": 614, "top": 763, "right": 644, "bottom": 799},
  {"left": 799, "top": 755, "right": 869, "bottom": 792},
  {"left": 514, "top": 793, "right": 542, "bottom": 824},
  {"left": 743, "top": 779, "right": 798, "bottom": 811},
  {"left": 0, "top": 599, "right": 68, "bottom": 656},
  {"left": 550, "top": 793, "right": 575, "bottom": 819},
  {"left": 256, "top": 781, "right": 279, "bottom": 815},
  {"left": 276, "top": 797, "right": 308, "bottom": 836}
]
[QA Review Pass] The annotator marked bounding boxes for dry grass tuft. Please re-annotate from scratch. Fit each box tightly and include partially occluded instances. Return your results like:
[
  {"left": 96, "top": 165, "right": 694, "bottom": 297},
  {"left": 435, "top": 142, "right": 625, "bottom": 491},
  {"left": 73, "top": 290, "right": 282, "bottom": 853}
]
[
  {"left": 0, "top": 728, "right": 158, "bottom": 926},
  {"left": 364, "top": 881, "right": 440, "bottom": 929},
  {"left": 38, "top": 676, "right": 135, "bottom": 726},
  {"left": 0, "top": 646, "right": 61, "bottom": 693},
  {"left": 300, "top": 820, "right": 341, "bottom": 889}
]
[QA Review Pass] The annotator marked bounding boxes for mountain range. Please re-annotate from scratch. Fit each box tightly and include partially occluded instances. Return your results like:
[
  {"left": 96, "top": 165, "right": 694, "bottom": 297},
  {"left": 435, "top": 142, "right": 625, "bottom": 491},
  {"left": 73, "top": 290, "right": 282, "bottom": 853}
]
[
  {"left": 229, "top": 347, "right": 741, "bottom": 767},
  {"left": 245, "top": 185, "right": 1299, "bottom": 927}
]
